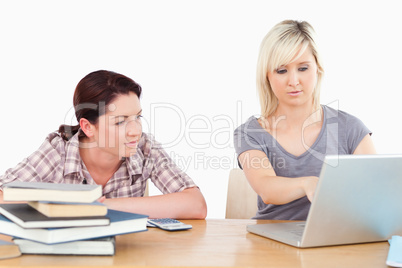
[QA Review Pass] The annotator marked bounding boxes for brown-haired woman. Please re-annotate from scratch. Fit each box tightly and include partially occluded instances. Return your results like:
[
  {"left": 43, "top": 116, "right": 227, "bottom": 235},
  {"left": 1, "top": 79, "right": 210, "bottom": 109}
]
[{"left": 0, "top": 70, "right": 207, "bottom": 219}]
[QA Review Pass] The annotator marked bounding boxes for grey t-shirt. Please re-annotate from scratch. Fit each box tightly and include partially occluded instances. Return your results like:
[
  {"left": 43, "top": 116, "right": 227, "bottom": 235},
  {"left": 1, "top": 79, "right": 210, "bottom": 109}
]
[{"left": 233, "top": 105, "right": 371, "bottom": 220}]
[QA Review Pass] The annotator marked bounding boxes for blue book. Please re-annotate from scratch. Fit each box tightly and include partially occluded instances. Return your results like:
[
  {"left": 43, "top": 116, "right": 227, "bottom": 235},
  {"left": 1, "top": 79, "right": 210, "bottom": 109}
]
[{"left": 0, "top": 209, "right": 148, "bottom": 244}]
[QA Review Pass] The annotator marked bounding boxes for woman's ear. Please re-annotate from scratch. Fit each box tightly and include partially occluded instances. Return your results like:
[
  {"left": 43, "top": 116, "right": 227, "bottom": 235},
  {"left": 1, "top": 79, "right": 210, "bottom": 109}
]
[{"left": 79, "top": 118, "right": 95, "bottom": 138}]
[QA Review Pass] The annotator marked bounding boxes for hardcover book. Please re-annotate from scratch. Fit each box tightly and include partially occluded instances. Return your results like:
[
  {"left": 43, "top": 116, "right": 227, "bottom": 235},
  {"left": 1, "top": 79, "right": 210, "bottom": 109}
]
[
  {"left": 0, "top": 209, "right": 148, "bottom": 244},
  {"left": 3, "top": 181, "right": 102, "bottom": 203},
  {"left": 28, "top": 201, "right": 107, "bottom": 217},
  {"left": 13, "top": 236, "right": 116, "bottom": 255},
  {"left": 0, "top": 203, "right": 110, "bottom": 228}
]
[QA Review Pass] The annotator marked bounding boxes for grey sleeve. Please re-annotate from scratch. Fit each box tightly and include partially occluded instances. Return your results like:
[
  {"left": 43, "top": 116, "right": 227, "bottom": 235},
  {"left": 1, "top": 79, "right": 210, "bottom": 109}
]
[
  {"left": 233, "top": 124, "right": 267, "bottom": 169},
  {"left": 345, "top": 114, "right": 372, "bottom": 153}
]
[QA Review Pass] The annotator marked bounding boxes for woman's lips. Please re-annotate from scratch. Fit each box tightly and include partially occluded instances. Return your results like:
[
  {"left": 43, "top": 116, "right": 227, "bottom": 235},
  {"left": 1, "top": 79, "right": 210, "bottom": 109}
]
[
  {"left": 125, "top": 140, "right": 138, "bottom": 148},
  {"left": 288, "top": 90, "right": 302, "bottom": 96}
]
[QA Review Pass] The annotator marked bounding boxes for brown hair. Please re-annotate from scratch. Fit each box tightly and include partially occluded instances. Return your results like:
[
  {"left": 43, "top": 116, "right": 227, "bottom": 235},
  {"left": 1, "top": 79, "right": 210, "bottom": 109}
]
[{"left": 59, "top": 70, "right": 142, "bottom": 140}]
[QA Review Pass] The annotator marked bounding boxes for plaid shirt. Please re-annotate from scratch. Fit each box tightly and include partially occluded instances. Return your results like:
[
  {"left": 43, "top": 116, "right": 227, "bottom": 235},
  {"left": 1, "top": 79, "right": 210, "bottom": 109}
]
[{"left": 0, "top": 132, "right": 196, "bottom": 198}]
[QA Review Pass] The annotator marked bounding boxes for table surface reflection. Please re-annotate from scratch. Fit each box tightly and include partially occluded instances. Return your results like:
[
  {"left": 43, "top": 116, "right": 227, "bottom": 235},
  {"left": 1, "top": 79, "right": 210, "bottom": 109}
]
[{"left": 0, "top": 219, "right": 390, "bottom": 267}]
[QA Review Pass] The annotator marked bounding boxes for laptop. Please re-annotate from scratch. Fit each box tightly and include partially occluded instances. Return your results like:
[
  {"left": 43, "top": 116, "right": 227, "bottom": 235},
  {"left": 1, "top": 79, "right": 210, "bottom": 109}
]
[{"left": 247, "top": 154, "right": 402, "bottom": 248}]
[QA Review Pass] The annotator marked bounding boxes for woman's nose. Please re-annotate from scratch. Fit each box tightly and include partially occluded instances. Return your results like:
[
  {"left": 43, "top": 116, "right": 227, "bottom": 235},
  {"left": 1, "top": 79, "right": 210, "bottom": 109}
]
[
  {"left": 288, "top": 71, "right": 300, "bottom": 87},
  {"left": 126, "top": 120, "right": 142, "bottom": 136}
]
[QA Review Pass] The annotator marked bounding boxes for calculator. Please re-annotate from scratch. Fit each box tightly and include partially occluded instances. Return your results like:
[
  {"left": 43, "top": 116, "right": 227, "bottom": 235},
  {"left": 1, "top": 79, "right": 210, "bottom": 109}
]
[{"left": 147, "top": 218, "right": 192, "bottom": 231}]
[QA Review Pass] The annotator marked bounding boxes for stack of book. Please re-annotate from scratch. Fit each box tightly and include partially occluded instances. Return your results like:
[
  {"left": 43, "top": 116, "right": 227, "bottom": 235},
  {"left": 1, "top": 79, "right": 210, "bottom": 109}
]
[{"left": 0, "top": 181, "right": 148, "bottom": 255}]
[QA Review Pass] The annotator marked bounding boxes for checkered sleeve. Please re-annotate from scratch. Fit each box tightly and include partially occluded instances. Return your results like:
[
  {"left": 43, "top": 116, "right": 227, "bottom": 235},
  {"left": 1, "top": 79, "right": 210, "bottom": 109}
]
[
  {"left": 0, "top": 133, "right": 66, "bottom": 189},
  {"left": 144, "top": 134, "right": 197, "bottom": 194}
]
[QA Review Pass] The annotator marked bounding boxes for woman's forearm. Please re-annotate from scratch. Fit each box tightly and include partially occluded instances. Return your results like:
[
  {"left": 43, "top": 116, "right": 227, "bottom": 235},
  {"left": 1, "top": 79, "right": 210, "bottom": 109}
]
[
  {"left": 102, "top": 187, "right": 207, "bottom": 219},
  {"left": 254, "top": 175, "right": 318, "bottom": 205}
]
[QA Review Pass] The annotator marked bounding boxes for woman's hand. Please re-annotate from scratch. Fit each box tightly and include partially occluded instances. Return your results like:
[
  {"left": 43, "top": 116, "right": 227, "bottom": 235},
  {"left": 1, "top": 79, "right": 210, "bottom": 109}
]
[{"left": 97, "top": 196, "right": 106, "bottom": 203}]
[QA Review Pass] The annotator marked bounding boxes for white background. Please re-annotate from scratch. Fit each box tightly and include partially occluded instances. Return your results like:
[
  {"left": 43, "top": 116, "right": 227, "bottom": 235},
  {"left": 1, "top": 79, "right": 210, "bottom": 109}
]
[{"left": 1, "top": 0, "right": 401, "bottom": 219}]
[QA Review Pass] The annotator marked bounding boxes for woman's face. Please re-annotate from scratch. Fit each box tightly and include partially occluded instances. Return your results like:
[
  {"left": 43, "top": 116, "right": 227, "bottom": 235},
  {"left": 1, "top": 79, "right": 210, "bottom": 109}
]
[
  {"left": 267, "top": 47, "right": 318, "bottom": 111},
  {"left": 93, "top": 92, "right": 142, "bottom": 159}
]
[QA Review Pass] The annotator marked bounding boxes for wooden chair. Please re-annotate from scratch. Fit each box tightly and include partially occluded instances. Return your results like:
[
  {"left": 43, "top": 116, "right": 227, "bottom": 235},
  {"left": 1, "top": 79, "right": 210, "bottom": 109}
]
[{"left": 225, "top": 168, "right": 258, "bottom": 219}]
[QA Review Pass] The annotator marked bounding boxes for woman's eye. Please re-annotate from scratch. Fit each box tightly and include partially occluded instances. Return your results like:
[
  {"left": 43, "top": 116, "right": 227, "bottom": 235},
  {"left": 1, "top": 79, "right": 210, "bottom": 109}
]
[
  {"left": 135, "top": 115, "right": 143, "bottom": 120},
  {"left": 299, "top": 67, "right": 308, "bottom": 71},
  {"left": 276, "top": 69, "right": 287, "bottom": 74},
  {"left": 115, "top": 121, "right": 125, "bottom": 126}
]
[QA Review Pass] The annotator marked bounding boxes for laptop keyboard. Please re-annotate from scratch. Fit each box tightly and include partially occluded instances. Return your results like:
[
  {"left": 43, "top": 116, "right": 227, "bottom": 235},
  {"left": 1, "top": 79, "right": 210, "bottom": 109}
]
[{"left": 289, "top": 229, "right": 304, "bottom": 237}]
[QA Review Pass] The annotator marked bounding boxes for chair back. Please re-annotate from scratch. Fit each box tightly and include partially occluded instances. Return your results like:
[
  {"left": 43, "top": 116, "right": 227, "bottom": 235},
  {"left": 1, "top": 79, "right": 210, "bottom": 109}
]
[
  {"left": 144, "top": 180, "right": 149, "bottom": 197},
  {"left": 225, "top": 168, "right": 258, "bottom": 219}
]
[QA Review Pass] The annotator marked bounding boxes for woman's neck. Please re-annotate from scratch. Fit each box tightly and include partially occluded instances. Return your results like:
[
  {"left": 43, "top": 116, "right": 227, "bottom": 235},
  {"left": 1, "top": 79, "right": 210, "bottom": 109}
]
[
  {"left": 79, "top": 140, "right": 123, "bottom": 186},
  {"left": 263, "top": 103, "right": 322, "bottom": 132}
]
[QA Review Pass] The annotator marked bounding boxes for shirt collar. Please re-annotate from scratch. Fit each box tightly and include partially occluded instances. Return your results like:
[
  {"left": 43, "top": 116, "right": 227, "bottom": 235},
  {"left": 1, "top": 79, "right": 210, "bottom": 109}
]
[{"left": 63, "top": 133, "right": 84, "bottom": 176}]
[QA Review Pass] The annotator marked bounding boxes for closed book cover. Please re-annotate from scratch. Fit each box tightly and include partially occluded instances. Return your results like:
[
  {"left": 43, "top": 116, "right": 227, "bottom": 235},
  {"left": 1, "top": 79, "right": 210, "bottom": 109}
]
[
  {"left": 0, "top": 239, "right": 21, "bottom": 260},
  {"left": 3, "top": 181, "right": 102, "bottom": 203},
  {"left": 0, "top": 209, "right": 148, "bottom": 244},
  {"left": 0, "top": 203, "right": 110, "bottom": 228},
  {"left": 28, "top": 201, "right": 107, "bottom": 217},
  {"left": 13, "top": 237, "right": 115, "bottom": 255}
]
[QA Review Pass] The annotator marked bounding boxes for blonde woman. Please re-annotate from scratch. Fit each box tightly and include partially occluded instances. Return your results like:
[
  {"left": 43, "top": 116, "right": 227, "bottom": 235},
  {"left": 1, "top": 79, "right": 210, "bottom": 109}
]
[{"left": 234, "top": 20, "right": 375, "bottom": 220}]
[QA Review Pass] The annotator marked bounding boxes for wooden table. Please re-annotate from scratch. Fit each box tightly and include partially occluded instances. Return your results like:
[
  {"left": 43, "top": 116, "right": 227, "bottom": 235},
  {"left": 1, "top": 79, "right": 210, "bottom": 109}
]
[{"left": 0, "top": 219, "right": 390, "bottom": 267}]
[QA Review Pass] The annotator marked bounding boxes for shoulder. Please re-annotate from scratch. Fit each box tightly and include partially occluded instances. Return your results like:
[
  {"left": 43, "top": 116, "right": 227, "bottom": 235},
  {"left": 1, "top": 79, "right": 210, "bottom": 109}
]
[
  {"left": 234, "top": 116, "right": 268, "bottom": 154},
  {"left": 234, "top": 116, "right": 261, "bottom": 135},
  {"left": 37, "top": 132, "right": 68, "bottom": 154},
  {"left": 322, "top": 105, "right": 371, "bottom": 152},
  {"left": 323, "top": 105, "right": 367, "bottom": 127},
  {"left": 26, "top": 132, "right": 73, "bottom": 166},
  {"left": 37, "top": 132, "right": 81, "bottom": 161},
  {"left": 0, "top": 132, "right": 69, "bottom": 186}
]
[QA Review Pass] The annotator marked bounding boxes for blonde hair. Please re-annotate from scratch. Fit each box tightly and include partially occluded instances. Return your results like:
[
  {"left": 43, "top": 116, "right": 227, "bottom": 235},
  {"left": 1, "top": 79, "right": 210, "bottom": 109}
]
[{"left": 257, "top": 20, "right": 324, "bottom": 118}]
